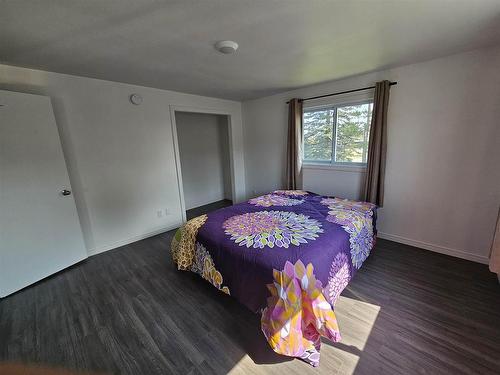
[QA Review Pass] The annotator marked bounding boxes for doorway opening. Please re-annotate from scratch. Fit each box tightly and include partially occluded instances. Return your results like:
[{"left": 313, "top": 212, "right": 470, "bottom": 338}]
[{"left": 173, "top": 111, "right": 233, "bottom": 221}]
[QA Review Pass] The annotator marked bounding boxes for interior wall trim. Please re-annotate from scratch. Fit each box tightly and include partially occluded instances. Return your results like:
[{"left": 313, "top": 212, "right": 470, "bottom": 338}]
[{"left": 377, "top": 231, "right": 489, "bottom": 264}]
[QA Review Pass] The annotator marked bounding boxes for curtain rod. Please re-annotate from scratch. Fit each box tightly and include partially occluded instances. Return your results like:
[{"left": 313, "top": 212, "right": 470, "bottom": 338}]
[{"left": 286, "top": 81, "right": 397, "bottom": 104}]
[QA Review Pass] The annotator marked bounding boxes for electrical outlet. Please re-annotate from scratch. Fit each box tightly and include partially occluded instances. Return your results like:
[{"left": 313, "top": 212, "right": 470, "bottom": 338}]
[{"left": 157, "top": 210, "right": 163, "bottom": 218}]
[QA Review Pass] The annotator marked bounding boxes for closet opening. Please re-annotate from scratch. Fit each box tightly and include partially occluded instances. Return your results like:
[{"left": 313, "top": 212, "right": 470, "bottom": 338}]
[{"left": 173, "top": 111, "right": 233, "bottom": 221}]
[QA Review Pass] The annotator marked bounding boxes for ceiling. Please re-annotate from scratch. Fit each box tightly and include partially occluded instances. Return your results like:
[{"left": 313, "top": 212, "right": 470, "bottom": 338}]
[{"left": 1, "top": 0, "right": 500, "bottom": 100}]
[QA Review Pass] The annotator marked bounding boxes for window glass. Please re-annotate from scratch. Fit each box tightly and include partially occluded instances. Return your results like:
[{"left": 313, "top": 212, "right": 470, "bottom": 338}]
[
  {"left": 303, "top": 108, "right": 334, "bottom": 162},
  {"left": 335, "top": 103, "right": 372, "bottom": 163},
  {"left": 302, "top": 102, "right": 372, "bottom": 165}
]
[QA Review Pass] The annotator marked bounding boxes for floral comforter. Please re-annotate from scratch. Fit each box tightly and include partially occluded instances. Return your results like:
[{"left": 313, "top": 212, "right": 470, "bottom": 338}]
[{"left": 171, "top": 190, "right": 377, "bottom": 367}]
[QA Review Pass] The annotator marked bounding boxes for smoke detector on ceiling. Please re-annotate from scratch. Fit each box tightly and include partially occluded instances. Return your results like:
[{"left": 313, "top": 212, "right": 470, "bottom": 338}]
[{"left": 215, "top": 40, "right": 238, "bottom": 54}]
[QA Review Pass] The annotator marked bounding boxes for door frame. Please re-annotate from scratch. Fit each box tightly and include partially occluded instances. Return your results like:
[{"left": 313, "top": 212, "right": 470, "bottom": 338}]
[{"left": 170, "top": 105, "right": 237, "bottom": 223}]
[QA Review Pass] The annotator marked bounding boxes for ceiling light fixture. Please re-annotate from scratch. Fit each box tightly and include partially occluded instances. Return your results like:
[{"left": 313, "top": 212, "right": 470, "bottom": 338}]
[
  {"left": 129, "top": 93, "right": 142, "bottom": 105},
  {"left": 215, "top": 40, "right": 238, "bottom": 54}
]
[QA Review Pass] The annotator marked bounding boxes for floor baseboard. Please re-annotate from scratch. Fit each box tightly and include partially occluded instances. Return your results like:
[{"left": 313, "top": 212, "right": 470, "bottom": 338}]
[
  {"left": 377, "top": 231, "right": 489, "bottom": 264},
  {"left": 87, "top": 223, "right": 181, "bottom": 257}
]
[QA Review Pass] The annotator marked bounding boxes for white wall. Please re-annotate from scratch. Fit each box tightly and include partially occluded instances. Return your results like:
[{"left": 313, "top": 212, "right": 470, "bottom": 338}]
[
  {"left": 242, "top": 45, "right": 500, "bottom": 264},
  {"left": 0, "top": 64, "right": 245, "bottom": 256},
  {"left": 176, "top": 112, "right": 231, "bottom": 209},
  {"left": 302, "top": 166, "right": 365, "bottom": 201}
]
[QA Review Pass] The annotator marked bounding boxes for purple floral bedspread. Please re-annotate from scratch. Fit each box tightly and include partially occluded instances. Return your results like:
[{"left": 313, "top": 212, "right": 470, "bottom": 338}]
[{"left": 171, "top": 190, "right": 377, "bottom": 367}]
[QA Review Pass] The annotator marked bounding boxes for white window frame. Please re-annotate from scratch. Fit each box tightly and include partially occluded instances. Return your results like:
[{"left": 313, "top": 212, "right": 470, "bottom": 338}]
[{"left": 302, "top": 91, "right": 373, "bottom": 171}]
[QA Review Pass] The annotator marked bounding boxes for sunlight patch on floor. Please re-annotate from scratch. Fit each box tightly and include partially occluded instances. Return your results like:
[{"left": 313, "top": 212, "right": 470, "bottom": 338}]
[
  {"left": 334, "top": 295, "right": 381, "bottom": 351},
  {"left": 320, "top": 295, "right": 381, "bottom": 374},
  {"left": 228, "top": 354, "right": 321, "bottom": 375},
  {"left": 228, "top": 296, "right": 380, "bottom": 374}
]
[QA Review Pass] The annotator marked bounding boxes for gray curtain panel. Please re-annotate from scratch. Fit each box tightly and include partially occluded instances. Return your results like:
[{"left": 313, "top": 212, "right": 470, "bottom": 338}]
[
  {"left": 286, "top": 98, "right": 303, "bottom": 190},
  {"left": 489, "top": 207, "right": 500, "bottom": 274},
  {"left": 363, "top": 80, "right": 391, "bottom": 206}
]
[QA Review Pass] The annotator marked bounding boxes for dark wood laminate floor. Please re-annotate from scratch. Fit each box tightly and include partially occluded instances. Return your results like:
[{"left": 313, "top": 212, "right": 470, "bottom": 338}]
[
  {"left": 186, "top": 200, "right": 232, "bottom": 220},
  {"left": 1, "top": 231, "right": 499, "bottom": 374}
]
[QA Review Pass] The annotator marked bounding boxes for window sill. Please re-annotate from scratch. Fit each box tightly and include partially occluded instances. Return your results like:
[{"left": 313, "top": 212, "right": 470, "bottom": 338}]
[{"left": 302, "top": 163, "right": 367, "bottom": 173}]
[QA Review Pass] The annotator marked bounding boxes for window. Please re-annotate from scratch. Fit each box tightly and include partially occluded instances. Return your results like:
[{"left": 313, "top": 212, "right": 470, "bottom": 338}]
[{"left": 303, "top": 101, "right": 373, "bottom": 166}]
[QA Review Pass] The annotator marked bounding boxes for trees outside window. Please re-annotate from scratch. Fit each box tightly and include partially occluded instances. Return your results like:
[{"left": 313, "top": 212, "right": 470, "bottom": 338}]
[{"left": 303, "top": 102, "right": 372, "bottom": 165}]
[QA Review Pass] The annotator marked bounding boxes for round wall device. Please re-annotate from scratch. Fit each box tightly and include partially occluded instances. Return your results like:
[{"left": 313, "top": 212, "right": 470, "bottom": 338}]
[
  {"left": 215, "top": 40, "right": 238, "bottom": 54},
  {"left": 130, "top": 93, "right": 143, "bottom": 105}
]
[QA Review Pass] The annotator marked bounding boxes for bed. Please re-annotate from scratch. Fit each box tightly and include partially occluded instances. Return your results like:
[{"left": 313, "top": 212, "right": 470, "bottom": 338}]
[{"left": 171, "top": 190, "right": 377, "bottom": 366}]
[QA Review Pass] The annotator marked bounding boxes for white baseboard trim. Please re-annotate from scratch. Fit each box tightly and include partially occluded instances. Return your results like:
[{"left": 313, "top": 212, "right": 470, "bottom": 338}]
[
  {"left": 87, "top": 223, "right": 181, "bottom": 257},
  {"left": 377, "top": 231, "right": 489, "bottom": 265}
]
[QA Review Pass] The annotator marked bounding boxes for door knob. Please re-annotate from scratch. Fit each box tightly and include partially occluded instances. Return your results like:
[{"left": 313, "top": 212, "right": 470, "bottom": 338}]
[{"left": 61, "top": 189, "right": 72, "bottom": 196}]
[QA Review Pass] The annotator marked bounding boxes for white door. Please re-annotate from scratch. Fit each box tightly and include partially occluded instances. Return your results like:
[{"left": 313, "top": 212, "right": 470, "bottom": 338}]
[{"left": 0, "top": 90, "right": 87, "bottom": 297}]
